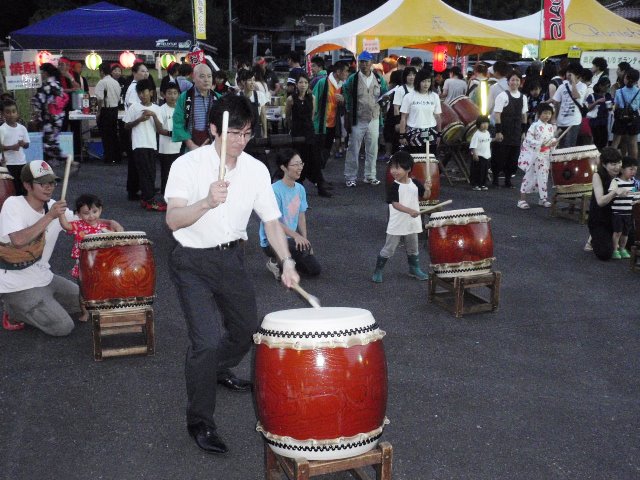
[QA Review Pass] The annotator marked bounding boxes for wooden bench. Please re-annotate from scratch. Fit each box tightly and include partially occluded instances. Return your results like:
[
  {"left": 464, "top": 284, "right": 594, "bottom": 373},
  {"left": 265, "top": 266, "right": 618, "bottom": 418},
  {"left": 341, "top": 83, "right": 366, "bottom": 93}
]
[
  {"left": 90, "top": 306, "right": 155, "bottom": 361},
  {"left": 264, "top": 442, "right": 392, "bottom": 480},
  {"left": 428, "top": 271, "right": 501, "bottom": 318}
]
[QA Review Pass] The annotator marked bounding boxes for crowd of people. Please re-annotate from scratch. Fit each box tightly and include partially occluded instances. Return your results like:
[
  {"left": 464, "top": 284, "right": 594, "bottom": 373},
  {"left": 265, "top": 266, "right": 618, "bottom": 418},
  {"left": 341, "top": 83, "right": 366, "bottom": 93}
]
[{"left": 0, "top": 50, "right": 639, "bottom": 455}]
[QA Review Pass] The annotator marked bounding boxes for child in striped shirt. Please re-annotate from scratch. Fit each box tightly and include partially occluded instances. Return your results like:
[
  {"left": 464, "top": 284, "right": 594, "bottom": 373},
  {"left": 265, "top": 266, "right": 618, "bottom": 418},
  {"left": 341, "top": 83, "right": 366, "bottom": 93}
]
[{"left": 609, "top": 156, "right": 638, "bottom": 259}]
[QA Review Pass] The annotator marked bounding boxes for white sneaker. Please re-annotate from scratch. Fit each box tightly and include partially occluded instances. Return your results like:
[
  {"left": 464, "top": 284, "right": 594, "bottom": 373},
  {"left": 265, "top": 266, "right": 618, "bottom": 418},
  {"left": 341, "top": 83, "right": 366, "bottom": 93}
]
[
  {"left": 363, "top": 178, "right": 381, "bottom": 185},
  {"left": 345, "top": 180, "right": 357, "bottom": 187},
  {"left": 266, "top": 259, "right": 281, "bottom": 281}
]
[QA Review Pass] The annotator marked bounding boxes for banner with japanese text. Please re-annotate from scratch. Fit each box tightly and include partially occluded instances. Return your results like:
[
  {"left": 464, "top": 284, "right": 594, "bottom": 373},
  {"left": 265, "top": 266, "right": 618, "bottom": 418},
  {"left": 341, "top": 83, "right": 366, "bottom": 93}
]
[
  {"left": 543, "top": 0, "right": 566, "bottom": 40},
  {"left": 3, "top": 50, "right": 41, "bottom": 90},
  {"left": 194, "top": 0, "right": 206, "bottom": 40}
]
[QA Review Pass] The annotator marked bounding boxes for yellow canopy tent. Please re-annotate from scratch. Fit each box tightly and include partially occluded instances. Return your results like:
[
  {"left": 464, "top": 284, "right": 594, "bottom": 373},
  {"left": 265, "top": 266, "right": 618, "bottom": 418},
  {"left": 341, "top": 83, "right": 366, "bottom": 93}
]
[
  {"left": 305, "top": 0, "right": 529, "bottom": 56},
  {"left": 468, "top": 0, "right": 640, "bottom": 57}
]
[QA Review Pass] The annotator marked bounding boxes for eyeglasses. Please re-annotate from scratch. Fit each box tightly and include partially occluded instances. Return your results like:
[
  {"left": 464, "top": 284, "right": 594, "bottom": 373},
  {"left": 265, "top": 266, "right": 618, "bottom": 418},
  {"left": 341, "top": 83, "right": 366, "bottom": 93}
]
[
  {"left": 227, "top": 130, "right": 254, "bottom": 142},
  {"left": 288, "top": 162, "right": 304, "bottom": 168}
]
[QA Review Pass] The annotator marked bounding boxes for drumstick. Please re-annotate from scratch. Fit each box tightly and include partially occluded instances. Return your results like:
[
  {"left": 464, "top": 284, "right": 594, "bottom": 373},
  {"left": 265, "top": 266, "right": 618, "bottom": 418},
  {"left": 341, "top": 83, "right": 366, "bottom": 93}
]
[
  {"left": 60, "top": 155, "right": 73, "bottom": 202},
  {"left": 292, "top": 283, "right": 321, "bottom": 309},
  {"left": 554, "top": 125, "right": 573, "bottom": 144},
  {"left": 218, "top": 111, "right": 229, "bottom": 181},
  {"left": 419, "top": 199, "right": 453, "bottom": 215}
]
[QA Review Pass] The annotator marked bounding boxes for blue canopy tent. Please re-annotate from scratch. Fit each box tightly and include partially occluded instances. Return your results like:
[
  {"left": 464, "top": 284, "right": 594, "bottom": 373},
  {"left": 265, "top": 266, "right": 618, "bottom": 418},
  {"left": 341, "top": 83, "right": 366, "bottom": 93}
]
[{"left": 9, "top": 2, "right": 193, "bottom": 51}]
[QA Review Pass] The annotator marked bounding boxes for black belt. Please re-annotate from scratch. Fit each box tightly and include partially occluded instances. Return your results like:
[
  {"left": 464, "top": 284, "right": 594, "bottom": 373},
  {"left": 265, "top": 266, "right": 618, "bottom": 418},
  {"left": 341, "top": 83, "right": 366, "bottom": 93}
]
[{"left": 209, "top": 240, "right": 242, "bottom": 251}]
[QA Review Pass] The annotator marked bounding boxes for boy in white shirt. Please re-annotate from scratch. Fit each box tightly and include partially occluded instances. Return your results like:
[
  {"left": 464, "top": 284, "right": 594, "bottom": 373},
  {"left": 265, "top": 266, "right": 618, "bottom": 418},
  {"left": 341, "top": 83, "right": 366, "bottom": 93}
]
[
  {"left": 469, "top": 116, "right": 492, "bottom": 191},
  {"left": 0, "top": 100, "right": 29, "bottom": 195},
  {"left": 124, "top": 80, "right": 167, "bottom": 211},
  {"left": 157, "top": 83, "right": 182, "bottom": 195}
]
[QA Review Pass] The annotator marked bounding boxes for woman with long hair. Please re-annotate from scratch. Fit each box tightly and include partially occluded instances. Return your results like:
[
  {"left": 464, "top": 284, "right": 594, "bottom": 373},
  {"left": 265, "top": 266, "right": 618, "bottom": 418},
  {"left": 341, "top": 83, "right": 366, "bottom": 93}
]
[
  {"left": 285, "top": 73, "right": 331, "bottom": 197},
  {"left": 31, "top": 63, "right": 68, "bottom": 164}
]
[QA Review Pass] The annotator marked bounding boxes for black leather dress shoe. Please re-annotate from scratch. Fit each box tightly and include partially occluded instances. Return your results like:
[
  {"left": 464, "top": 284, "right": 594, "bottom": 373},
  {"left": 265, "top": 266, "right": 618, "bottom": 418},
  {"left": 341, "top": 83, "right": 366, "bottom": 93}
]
[
  {"left": 187, "top": 423, "right": 228, "bottom": 454},
  {"left": 217, "top": 373, "right": 252, "bottom": 392}
]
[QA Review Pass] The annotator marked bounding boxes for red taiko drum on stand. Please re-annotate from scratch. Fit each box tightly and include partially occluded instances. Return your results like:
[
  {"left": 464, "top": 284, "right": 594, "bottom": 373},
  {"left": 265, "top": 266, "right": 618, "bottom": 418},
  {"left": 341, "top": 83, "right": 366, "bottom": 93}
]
[
  {"left": 550, "top": 145, "right": 599, "bottom": 195},
  {"left": 0, "top": 167, "right": 16, "bottom": 210},
  {"left": 441, "top": 121, "right": 464, "bottom": 146},
  {"left": 440, "top": 101, "right": 459, "bottom": 128},
  {"left": 254, "top": 307, "right": 389, "bottom": 460},
  {"left": 79, "top": 231, "right": 156, "bottom": 309},
  {"left": 449, "top": 95, "right": 480, "bottom": 126},
  {"left": 385, "top": 154, "right": 440, "bottom": 206},
  {"left": 427, "top": 208, "right": 495, "bottom": 277}
]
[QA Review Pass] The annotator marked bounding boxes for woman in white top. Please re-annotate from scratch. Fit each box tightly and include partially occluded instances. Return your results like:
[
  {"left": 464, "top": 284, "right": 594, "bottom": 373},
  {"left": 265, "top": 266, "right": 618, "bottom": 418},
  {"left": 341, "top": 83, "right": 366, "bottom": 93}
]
[
  {"left": 492, "top": 70, "right": 528, "bottom": 188},
  {"left": 399, "top": 69, "right": 442, "bottom": 154}
]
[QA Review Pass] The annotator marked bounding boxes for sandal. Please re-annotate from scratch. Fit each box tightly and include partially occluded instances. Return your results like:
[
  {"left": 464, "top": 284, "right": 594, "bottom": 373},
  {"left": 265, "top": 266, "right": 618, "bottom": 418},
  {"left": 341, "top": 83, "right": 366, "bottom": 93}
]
[
  {"left": 517, "top": 200, "right": 530, "bottom": 210},
  {"left": 2, "top": 312, "right": 24, "bottom": 331}
]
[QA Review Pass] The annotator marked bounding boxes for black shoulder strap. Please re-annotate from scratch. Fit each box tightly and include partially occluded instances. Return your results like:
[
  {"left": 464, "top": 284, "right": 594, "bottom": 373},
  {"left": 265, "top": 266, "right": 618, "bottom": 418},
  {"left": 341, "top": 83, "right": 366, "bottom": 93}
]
[{"left": 43, "top": 202, "right": 49, "bottom": 214}]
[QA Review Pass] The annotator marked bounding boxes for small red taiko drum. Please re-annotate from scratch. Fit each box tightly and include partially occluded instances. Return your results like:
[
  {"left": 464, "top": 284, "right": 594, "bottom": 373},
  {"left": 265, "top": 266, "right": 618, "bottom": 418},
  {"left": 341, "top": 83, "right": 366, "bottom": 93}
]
[
  {"left": 427, "top": 208, "right": 495, "bottom": 277},
  {"left": 79, "top": 231, "right": 156, "bottom": 309},
  {"left": 254, "top": 307, "right": 389, "bottom": 460},
  {"left": 385, "top": 154, "right": 440, "bottom": 207},
  {"left": 0, "top": 167, "right": 16, "bottom": 210},
  {"left": 411, "top": 154, "right": 440, "bottom": 206},
  {"left": 449, "top": 95, "right": 480, "bottom": 126},
  {"left": 550, "top": 145, "right": 599, "bottom": 195}
]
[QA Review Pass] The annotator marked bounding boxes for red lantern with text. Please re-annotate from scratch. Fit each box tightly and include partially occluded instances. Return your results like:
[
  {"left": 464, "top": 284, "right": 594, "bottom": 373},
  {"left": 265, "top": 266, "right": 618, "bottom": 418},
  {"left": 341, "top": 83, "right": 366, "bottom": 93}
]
[
  {"left": 433, "top": 45, "right": 448, "bottom": 73},
  {"left": 37, "top": 51, "right": 52, "bottom": 67},
  {"left": 119, "top": 51, "right": 136, "bottom": 69}
]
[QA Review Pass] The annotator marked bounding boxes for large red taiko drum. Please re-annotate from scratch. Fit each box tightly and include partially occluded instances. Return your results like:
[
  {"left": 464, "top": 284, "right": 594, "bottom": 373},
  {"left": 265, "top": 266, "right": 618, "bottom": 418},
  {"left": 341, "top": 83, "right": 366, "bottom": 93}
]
[
  {"left": 254, "top": 307, "right": 389, "bottom": 460},
  {"left": 427, "top": 208, "right": 494, "bottom": 277},
  {"left": 385, "top": 154, "right": 440, "bottom": 206},
  {"left": 79, "top": 231, "right": 156, "bottom": 309},
  {"left": 449, "top": 95, "right": 480, "bottom": 126},
  {"left": 440, "top": 101, "right": 459, "bottom": 128},
  {"left": 441, "top": 121, "right": 464, "bottom": 145},
  {"left": 0, "top": 167, "right": 16, "bottom": 210},
  {"left": 550, "top": 145, "right": 599, "bottom": 195}
]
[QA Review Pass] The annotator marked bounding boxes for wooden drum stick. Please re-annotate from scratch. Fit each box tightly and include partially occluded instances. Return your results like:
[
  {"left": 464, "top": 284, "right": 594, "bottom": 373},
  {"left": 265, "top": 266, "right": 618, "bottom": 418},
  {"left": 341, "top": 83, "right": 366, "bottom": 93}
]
[
  {"left": 218, "top": 111, "right": 229, "bottom": 181},
  {"left": 291, "top": 283, "right": 321, "bottom": 309},
  {"left": 419, "top": 199, "right": 453, "bottom": 215},
  {"left": 60, "top": 155, "right": 73, "bottom": 202}
]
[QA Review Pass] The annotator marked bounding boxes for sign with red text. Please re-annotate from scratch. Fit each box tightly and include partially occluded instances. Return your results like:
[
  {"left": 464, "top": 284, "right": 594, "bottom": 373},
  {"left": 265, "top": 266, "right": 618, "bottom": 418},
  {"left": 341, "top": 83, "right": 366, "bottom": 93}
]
[
  {"left": 543, "top": 0, "right": 566, "bottom": 40},
  {"left": 4, "top": 50, "right": 41, "bottom": 90}
]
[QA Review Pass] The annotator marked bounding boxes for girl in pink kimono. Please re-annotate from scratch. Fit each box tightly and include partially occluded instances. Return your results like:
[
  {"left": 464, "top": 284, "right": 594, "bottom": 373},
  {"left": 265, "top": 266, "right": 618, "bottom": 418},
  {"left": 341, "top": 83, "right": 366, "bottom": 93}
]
[{"left": 517, "top": 103, "right": 558, "bottom": 209}]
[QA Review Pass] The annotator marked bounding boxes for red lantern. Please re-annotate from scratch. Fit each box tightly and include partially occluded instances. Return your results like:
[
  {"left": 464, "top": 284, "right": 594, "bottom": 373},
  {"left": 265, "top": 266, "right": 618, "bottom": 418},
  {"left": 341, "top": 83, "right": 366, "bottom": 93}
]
[
  {"left": 37, "top": 50, "right": 52, "bottom": 66},
  {"left": 433, "top": 45, "right": 448, "bottom": 73},
  {"left": 119, "top": 50, "right": 136, "bottom": 69}
]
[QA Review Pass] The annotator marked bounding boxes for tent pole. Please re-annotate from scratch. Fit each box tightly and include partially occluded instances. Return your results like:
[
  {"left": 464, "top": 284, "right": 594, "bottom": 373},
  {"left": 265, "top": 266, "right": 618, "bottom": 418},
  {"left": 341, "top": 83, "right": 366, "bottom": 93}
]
[
  {"left": 537, "top": 0, "right": 544, "bottom": 60},
  {"left": 228, "top": 0, "right": 233, "bottom": 71}
]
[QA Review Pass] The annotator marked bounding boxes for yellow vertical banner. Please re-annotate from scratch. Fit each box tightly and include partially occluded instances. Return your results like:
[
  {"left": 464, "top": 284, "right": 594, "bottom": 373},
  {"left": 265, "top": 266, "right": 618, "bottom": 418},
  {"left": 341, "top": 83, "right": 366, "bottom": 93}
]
[{"left": 194, "top": 0, "right": 207, "bottom": 40}]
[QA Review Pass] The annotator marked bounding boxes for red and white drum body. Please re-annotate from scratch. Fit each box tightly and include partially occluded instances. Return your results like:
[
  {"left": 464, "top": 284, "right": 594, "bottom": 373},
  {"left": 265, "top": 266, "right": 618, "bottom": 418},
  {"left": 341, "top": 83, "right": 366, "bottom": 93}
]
[
  {"left": 254, "top": 307, "right": 389, "bottom": 461},
  {"left": 449, "top": 96, "right": 480, "bottom": 127},
  {"left": 411, "top": 154, "right": 440, "bottom": 206},
  {"left": 427, "top": 208, "right": 494, "bottom": 277},
  {"left": 550, "top": 145, "right": 599, "bottom": 195},
  {"left": 79, "top": 231, "right": 156, "bottom": 309},
  {"left": 0, "top": 167, "right": 16, "bottom": 210}
]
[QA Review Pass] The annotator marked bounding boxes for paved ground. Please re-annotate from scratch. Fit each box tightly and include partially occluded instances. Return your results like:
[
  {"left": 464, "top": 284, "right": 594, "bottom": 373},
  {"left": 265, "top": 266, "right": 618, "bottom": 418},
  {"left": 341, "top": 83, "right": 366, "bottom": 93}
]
[{"left": 1, "top": 153, "right": 638, "bottom": 480}]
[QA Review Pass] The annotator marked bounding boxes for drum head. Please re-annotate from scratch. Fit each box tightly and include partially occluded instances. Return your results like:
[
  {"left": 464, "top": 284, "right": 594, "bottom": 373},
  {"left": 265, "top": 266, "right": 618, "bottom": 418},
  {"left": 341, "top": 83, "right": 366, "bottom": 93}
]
[
  {"left": 83, "top": 231, "right": 147, "bottom": 241},
  {"left": 256, "top": 307, "right": 383, "bottom": 349},
  {"left": 551, "top": 145, "right": 600, "bottom": 162},
  {"left": 410, "top": 154, "right": 437, "bottom": 164},
  {"left": 430, "top": 207, "right": 485, "bottom": 220}
]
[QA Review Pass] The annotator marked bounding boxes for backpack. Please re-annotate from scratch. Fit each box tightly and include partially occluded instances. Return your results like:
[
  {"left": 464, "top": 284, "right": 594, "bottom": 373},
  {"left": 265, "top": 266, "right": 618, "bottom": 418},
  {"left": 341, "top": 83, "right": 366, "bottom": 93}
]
[{"left": 615, "top": 89, "right": 640, "bottom": 123}]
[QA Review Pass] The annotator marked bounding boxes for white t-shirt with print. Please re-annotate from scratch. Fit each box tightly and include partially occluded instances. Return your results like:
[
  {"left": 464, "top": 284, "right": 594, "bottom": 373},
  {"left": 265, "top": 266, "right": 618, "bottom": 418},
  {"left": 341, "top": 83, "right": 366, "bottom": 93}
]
[
  {"left": 123, "top": 102, "right": 161, "bottom": 150},
  {"left": 552, "top": 80, "right": 587, "bottom": 127},
  {"left": 0, "top": 196, "right": 73, "bottom": 293},
  {"left": 158, "top": 103, "right": 182, "bottom": 154},
  {"left": 469, "top": 129, "right": 492, "bottom": 159},
  {"left": 0, "top": 123, "right": 29, "bottom": 165},
  {"left": 400, "top": 91, "right": 442, "bottom": 129}
]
